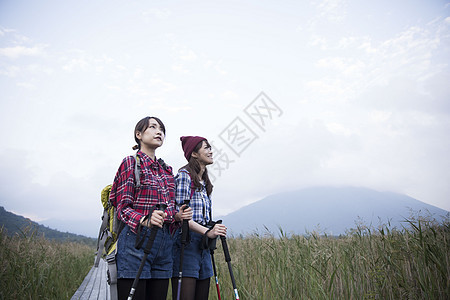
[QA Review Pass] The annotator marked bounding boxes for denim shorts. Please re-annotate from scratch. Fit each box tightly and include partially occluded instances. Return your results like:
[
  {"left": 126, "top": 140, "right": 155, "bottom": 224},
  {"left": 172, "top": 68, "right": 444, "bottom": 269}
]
[
  {"left": 116, "top": 224, "right": 174, "bottom": 279},
  {"left": 172, "top": 229, "right": 213, "bottom": 280}
]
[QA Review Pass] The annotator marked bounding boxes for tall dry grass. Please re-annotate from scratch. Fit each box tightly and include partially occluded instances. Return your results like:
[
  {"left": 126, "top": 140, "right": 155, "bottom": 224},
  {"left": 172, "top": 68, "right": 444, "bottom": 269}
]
[
  {"left": 0, "top": 226, "right": 94, "bottom": 299},
  {"left": 1, "top": 215, "right": 448, "bottom": 299},
  {"left": 211, "top": 216, "right": 449, "bottom": 299}
]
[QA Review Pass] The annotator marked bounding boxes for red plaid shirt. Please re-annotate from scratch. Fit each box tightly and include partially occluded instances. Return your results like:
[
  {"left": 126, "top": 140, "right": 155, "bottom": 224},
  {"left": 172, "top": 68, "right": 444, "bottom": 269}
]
[{"left": 110, "top": 151, "right": 177, "bottom": 233}]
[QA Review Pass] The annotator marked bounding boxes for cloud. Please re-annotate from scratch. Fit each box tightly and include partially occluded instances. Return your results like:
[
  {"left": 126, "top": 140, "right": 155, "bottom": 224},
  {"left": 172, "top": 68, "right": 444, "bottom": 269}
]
[
  {"left": 59, "top": 50, "right": 113, "bottom": 73},
  {"left": 0, "top": 44, "right": 47, "bottom": 59},
  {"left": 1, "top": 1, "right": 449, "bottom": 234},
  {"left": 16, "top": 81, "right": 36, "bottom": 89},
  {"left": 61, "top": 57, "right": 90, "bottom": 72},
  {"left": 0, "top": 28, "right": 47, "bottom": 59},
  {"left": 307, "top": 0, "right": 348, "bottom": 32},
  {"left": 0, "top": 148, "right": 104, "bottom": 235},
  {"left": 305, "top": 16, "right": 449, "bottom": 109},
  {"left": 178, "top": 49, "right": 197, "bottom": 61},
  {"left": 172, "top": 63, "right": 190, "bottom": 74},
  {"left": 315, "top": 0, "right": 348, "bottom": 22},
  {"left": 0, "top": 65, "right": 20, "bottom": 77},
  {"left": 316, "top": 57, "right": 366, "bottom": 79},
  {"left": 170, "top": 46, "right": 198, "bottom": 73},
  {"left": 0, "top": 27, "right": 30, "bottom": 42},
  {"left": 142, "top": 8, "right": 171, "bottom": 20}
]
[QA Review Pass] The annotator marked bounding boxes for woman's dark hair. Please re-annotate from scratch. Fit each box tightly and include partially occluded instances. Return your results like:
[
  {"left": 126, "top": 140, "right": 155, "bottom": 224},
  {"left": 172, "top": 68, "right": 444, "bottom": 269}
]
[
  {"left": 133, "top": 116, "right": 166, "bottom": 150},
  {"left": 181, "top": 139, "right": 213, "bottom": 197}
]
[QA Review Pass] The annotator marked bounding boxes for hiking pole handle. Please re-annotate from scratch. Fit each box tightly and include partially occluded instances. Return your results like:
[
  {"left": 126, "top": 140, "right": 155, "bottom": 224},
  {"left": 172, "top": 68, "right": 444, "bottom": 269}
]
[
  {"left": 157, "top": 203, "right": 168, "bottom": 212},
  {"left": 209, "top": 220, "right": 222, "bottom": 251},
  {"left": 180, "top": 200, "right": 190, "bottom": 244}
]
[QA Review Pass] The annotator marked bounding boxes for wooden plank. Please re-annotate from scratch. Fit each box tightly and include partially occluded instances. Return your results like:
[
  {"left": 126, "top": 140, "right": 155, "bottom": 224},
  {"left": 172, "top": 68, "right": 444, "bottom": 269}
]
[
  {"left": 97, "top": 260, "right": 110, "bottom": 299},
  {"left": 82, "top": 262, "right": 100, "bottom": 299},
  {"left": 89, "top": 260, "right": 104, "bottom": 299},
  {"left": 72, "top": 258, "right": 110, "bottom": 300}
]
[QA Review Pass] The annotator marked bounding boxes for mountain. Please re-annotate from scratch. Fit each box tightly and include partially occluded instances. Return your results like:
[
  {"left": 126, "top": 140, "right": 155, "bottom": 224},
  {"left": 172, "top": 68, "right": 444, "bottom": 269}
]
[
  {"left": 0, "top": 206, "right": 96, "bottom": 246},
  {"left": 40, "top": 218, "right": 99, "bottom": 238},
  {"left": 221, "top": 187, "right": 449, "bottom": 236}
]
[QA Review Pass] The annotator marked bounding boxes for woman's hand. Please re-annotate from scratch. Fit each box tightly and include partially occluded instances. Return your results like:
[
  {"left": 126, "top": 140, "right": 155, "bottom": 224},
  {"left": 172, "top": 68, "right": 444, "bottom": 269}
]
[
  {"left": 141, "top": 209, "right": 166, "bottom": 228},
  {"left": 150, "top": 209, "right": 166, "bottom": 228},
  {"left": 175, "top": 205, "right": 193, "bottom": 222},
  {"left": 206, "top": 223, "right": 227, "bottom": 238}
]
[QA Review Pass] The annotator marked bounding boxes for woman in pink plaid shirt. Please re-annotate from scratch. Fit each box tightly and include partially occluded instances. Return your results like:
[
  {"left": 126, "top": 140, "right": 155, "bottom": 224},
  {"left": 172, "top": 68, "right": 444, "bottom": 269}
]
[{"left": 111, "top": 116, "right": 192, "bottom": 300}]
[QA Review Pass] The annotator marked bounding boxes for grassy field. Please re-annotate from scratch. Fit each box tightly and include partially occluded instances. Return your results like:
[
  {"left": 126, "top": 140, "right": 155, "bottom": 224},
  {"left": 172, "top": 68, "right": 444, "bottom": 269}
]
[
  {"left": 211, "top": 216, "right": 449, "bottom": 299},
  {"left": 0, "top": 226, "right": 94, "bottom": 299},
  {"left": 1, "top": 215, "right": 448, "bottom": 299}
]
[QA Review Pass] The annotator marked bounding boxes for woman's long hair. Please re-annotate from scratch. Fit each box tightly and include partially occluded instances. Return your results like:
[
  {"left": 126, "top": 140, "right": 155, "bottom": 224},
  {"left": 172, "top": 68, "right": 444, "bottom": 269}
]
[{"left": 180, "top": 140, "right": 213, "bottom": 197}]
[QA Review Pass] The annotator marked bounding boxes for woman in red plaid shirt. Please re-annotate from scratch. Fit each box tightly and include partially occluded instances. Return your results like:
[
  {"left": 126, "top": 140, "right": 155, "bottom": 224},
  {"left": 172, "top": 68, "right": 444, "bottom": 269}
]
[{"left": 111, "top": 116, "right": 192, "bottom": 300}]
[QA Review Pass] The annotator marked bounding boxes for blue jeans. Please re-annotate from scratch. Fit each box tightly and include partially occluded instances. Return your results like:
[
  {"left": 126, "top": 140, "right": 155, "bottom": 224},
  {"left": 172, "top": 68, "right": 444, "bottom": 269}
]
[
  {"left": 172, "top": 229, "right": 213, "bottom": 280},
  {"left": 117, "top": 224, "right": 174, "bottom": 279}
]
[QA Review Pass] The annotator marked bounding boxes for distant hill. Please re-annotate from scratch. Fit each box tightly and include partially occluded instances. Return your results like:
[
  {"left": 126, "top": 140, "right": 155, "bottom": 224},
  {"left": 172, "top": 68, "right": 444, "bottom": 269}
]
[
  {"left": 40, "top": 218, "right": 99, "bottom": 238},
  {"left": 0, "top": 206, "right": 96, "bottom": 246},
  {"left": 221, "top": 187, "right": 449, "bottom": 236}
]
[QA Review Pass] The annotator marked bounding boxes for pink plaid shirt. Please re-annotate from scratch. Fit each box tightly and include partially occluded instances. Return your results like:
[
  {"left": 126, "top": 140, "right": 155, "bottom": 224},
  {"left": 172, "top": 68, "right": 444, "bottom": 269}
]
[{"left": 110, "top": 151, "right": 177, "bottom": 233}]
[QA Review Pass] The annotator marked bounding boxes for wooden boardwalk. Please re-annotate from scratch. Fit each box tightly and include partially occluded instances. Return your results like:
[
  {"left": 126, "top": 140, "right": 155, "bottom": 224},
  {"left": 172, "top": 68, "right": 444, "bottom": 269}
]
[{"left": 71, "top": 258, "right": 110, "bottom": 300}]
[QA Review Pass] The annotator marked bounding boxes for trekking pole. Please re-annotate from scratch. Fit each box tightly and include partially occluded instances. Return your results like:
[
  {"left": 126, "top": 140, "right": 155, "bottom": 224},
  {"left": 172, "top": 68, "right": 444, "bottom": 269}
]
[
  {"left": 209, "top": 220, "right": 222, "bottom": 300},
  {"left": 127, "top": 203, "right": 167, "bottom": 300},
  {"left": 220, "top": 235, "right": 240, "bottom": 300},
  {"left": 211, "top": 251, "right": 221, "bottom": 300},
  {"left": 176, "top": 200, "right": 190, "bottom": 300}
]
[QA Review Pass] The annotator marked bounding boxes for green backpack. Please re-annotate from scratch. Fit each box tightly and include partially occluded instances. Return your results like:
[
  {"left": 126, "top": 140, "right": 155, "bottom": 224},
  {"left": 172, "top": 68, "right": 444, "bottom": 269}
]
[
  {"left": 94, "top": 153, "right": 142, "bottom": 300},
  {"left": 95, "top": 154, "right": 141, "bottom": 265}
]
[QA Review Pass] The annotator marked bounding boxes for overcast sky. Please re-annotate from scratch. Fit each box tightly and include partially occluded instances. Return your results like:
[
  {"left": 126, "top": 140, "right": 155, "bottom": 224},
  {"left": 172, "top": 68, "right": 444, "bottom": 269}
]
[{"left": 1, "top": 0, "right": 449, "bottom": 237}]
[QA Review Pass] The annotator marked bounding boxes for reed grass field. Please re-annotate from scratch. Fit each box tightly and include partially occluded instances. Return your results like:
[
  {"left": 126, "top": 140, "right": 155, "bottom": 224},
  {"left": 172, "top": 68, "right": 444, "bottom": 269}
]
[
  {"left": 0, "top": 226, "right": 93, "bottom": 299},
  {"left": 210, "top": 216, "right": 449, "bottom": 299},
  {"left": 1, "top": 214, "right": 448, "bottom": 299}
]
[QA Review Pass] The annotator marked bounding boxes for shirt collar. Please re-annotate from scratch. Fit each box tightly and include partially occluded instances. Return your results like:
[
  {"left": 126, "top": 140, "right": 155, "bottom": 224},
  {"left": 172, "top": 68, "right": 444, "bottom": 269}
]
[{"left": 137, "top": 150, "right": 160, "bottom": 171}]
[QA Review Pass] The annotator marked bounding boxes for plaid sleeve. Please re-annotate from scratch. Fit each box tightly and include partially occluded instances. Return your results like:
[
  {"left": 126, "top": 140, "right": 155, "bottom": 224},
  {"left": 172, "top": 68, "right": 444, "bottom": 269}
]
[
  {"left": 113, "top": 156, "right": 144, "bottom": 233},
  {"left": 175, "top": 170, "right": 192, "bottom": 207}
]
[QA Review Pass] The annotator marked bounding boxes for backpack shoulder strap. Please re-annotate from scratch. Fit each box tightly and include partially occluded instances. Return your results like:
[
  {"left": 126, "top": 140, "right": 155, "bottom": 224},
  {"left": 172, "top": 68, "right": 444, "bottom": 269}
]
[
  {"left": 134, "top": 152, "right": 141, "bottom": 188},
  {"left": 94, "top": 208, "right": 109, "bottom": 267},
  {"left": 157, "top": 158, "right": 173, "bottom": 174}
]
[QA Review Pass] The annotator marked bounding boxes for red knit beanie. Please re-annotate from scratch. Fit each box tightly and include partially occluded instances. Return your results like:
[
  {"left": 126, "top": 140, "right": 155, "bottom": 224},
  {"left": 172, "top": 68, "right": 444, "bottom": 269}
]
[{"left": 180, "top": 136, "right": 207, "bottom": 161}]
